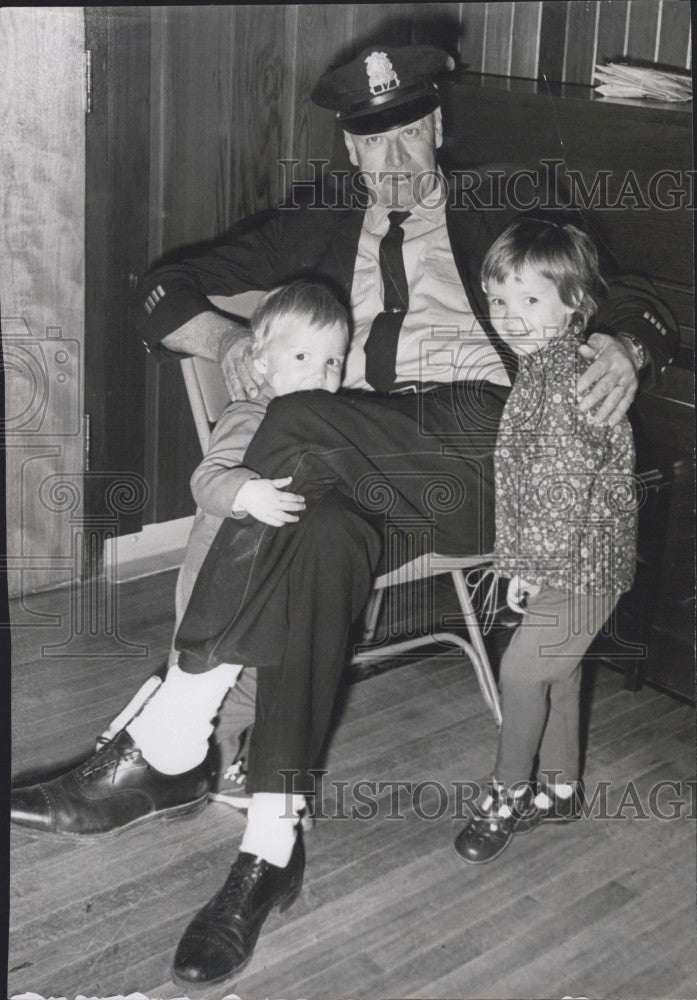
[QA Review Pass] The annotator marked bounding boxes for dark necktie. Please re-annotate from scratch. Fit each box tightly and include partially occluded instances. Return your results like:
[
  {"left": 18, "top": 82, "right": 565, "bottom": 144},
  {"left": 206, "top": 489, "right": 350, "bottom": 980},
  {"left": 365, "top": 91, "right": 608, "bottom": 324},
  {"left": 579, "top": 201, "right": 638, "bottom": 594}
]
[{"left": 364, "top": 210, "right": 411, "bottom": 392}]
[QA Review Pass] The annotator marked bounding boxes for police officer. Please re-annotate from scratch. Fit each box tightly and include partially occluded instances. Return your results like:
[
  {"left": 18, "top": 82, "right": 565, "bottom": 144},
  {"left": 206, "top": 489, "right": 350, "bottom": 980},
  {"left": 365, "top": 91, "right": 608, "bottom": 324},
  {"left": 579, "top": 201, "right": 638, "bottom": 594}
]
[{"left": 11, "top": 44, "right": 676, "bottom": 990}]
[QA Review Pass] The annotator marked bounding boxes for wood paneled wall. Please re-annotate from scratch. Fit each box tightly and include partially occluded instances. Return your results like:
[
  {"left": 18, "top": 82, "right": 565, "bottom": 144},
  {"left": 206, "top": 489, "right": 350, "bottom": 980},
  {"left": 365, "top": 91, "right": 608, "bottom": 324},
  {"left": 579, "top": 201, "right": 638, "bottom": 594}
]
[
  {"left": 150, "top": 5, "right": 351, "bottom": 255},
  {"left": 1, "top": 8, "right": 85, "bottom": 596},
  {"left": 462, "top": 1, "right": 692, "bottom": 83}
]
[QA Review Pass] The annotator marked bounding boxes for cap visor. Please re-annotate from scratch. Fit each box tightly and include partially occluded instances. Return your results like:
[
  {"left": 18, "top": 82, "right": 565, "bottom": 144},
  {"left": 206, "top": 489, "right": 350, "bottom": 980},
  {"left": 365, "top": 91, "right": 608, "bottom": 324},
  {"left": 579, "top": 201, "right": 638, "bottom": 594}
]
[{"left": 341, "top": 93, "right": 439, "bottom": 135}]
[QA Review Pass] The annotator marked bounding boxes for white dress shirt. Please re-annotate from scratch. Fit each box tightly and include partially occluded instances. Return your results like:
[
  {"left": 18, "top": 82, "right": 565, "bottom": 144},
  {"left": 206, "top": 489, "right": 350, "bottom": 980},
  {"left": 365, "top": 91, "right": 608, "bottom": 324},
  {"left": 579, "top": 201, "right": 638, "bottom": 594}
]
[{"left": 343, "top": 182, "right": 511, "bottom": 391}]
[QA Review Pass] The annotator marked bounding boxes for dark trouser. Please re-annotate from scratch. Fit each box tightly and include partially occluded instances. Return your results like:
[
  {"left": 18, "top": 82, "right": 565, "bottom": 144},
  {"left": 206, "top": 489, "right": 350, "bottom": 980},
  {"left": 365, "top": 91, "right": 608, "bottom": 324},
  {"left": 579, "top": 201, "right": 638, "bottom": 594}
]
[{"left": 176, "top": 384, "right": 507, "bottom": 793}]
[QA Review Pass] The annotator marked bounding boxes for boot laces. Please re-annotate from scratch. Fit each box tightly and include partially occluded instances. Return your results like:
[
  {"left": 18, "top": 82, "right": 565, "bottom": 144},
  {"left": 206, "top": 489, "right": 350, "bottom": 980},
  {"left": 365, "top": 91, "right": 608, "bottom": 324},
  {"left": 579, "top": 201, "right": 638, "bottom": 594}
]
[
  {"left": 80, "top": 734, "right": 138, "bottom": 781},
  {"left": 220, "top": 855, "right": 268, "bottom": 906}
]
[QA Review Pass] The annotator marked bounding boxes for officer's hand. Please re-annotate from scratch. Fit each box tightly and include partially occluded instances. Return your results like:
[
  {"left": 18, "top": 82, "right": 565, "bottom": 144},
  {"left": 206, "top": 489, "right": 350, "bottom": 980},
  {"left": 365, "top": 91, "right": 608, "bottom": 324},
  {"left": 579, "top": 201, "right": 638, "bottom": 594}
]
[
  {"left": 219, "top": 329, "right": 265, "bottom": 401},
  {"left": 233, "top": 477, "right": 306, "bottom": 527},
  {"left": 577, "top": 333, "right": 638, "bottom": 427}
]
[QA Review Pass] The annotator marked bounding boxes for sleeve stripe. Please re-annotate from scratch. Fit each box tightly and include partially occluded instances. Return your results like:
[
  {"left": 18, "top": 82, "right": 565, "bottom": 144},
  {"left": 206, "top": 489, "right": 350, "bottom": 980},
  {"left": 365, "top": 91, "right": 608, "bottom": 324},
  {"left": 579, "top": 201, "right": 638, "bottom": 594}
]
[{"left": 144, "top": 287, "right": 167, "bottom": 315}]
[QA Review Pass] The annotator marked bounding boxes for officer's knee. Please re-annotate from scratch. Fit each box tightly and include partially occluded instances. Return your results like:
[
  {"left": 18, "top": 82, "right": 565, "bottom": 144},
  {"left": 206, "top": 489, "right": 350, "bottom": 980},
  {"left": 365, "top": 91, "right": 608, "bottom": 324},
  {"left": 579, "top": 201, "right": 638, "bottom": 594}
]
[
  {"left": 266, "top": 389, "right": 336, "bottom": 424},
  {"left": 265, "top": 393, "right": 307, "bottom": 424}
]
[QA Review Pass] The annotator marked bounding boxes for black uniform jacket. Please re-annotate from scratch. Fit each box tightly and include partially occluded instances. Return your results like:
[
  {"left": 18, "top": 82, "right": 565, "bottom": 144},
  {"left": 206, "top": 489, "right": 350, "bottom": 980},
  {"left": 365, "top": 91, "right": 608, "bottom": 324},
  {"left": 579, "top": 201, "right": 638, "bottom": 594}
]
[{"left": 140, "top": 170, "right": 678, "bottom": 382}]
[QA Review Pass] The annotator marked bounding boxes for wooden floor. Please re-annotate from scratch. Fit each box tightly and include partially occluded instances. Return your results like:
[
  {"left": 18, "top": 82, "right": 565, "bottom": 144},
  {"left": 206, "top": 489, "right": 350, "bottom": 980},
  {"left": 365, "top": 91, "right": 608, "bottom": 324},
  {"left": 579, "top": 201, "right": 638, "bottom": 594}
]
[{"left": 8, "top": 570, "right": 697, "bottom": 1000}]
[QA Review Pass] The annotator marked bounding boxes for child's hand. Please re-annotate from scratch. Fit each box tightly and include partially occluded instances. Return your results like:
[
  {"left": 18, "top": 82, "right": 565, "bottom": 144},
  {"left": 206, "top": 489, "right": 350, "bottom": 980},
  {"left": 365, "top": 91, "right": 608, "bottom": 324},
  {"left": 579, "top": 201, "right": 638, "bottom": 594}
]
[
  {"left": 506, "top": 575, "right": 541, "bottom": 614},
  {"left": 233, "top": 477, "right": 305, "bottom": 527}
]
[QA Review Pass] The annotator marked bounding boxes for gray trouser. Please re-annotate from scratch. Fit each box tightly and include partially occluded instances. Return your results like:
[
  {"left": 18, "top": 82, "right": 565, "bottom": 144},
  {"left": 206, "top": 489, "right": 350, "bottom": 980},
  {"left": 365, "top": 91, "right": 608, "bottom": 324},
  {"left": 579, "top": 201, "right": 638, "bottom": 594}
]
[{"left": 495, "top": 587, "right": 619, "bottom": 787}]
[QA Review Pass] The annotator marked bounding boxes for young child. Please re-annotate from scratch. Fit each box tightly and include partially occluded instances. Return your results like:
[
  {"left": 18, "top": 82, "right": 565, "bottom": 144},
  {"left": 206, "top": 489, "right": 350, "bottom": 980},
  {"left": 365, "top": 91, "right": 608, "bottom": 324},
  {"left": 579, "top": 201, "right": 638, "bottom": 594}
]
[
  {"left": 454, "top": 217, "right": 637, "bottom": 865},
  {"left": 107, "top": 280, "right": 348, "bottom": 783},
  {"left": 176, "top": 279, "right": 348, "bottom": 625}
]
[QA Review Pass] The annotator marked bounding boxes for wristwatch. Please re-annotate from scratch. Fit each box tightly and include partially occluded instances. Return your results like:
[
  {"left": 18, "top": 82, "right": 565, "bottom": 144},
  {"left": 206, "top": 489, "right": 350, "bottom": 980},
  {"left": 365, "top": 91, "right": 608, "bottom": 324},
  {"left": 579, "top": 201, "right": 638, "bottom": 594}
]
[{"left": 619, "top": 334, "right": 647, "bottom": 371}]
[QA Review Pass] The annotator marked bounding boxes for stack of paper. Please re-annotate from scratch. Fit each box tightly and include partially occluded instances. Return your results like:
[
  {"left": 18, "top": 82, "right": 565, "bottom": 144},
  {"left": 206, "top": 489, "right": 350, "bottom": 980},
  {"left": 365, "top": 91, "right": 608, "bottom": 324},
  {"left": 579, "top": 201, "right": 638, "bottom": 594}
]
[{"left": 593, "top": 62, "right": 692, "bottom": 102}]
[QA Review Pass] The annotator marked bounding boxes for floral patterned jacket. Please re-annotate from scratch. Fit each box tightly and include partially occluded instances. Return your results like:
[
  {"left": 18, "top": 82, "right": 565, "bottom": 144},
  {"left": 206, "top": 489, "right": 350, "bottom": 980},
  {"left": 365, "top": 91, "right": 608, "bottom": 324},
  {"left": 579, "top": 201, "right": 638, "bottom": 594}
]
[{"left": 494, "top": 330, "right": 637, "bottom": 595}]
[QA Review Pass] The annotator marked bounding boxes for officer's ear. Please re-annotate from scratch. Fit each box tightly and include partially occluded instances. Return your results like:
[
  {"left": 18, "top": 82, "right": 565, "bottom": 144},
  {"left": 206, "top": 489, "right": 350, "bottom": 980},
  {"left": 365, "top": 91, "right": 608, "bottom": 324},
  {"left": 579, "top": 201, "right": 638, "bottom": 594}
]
[
  {"left": 433, "top": 107, "right": 443, "bottom": 149},
  {"left": 343, "top": 131, "right": 359, "bottom": 167}
]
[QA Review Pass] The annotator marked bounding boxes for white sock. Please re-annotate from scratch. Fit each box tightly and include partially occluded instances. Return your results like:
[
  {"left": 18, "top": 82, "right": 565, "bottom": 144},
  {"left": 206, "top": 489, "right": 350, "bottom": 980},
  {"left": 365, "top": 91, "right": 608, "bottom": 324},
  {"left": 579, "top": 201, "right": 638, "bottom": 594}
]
[
  {"left": 481, "top": 793, "right": 509, "bottom": 819},
  {"left": 535, "top": 782, "right": 574, "bottom": 809},
  {"left": 98, "top": 675, "right": 163, "bottom": 746},
  {"left": 239, "top": 792, "right": 305, "bottom": 868},
  {"left": 482, "top": 782, "right": 527, "bottom": 819},
  {"left": 126, "top": 662, "right": 242, "bottom": 774}
]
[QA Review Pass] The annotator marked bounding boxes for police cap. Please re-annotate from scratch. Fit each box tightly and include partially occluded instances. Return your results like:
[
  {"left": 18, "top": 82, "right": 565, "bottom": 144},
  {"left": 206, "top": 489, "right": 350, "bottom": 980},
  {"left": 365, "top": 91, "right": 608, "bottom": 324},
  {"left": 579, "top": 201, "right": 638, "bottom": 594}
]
[{"left": 311, "top": 45, "right": 455, "bottom": 135}]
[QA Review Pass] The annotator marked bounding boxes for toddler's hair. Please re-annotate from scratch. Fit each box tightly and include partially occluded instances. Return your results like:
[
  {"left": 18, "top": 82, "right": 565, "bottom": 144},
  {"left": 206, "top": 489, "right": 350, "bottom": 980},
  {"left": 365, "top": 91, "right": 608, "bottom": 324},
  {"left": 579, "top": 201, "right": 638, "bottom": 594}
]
[
  {"left": 481, "top": 217, "right": 606, "bottom": 331},
  {"left": 251, "top": 279, "right": 349, "bottom": 358}
]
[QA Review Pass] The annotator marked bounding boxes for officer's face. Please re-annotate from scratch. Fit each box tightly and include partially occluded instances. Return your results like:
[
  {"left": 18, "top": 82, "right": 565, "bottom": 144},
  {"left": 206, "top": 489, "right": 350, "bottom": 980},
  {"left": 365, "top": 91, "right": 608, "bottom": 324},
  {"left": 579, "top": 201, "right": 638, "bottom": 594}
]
[{"left": 344, "top": 109, "right": 443, "bottom": 210}]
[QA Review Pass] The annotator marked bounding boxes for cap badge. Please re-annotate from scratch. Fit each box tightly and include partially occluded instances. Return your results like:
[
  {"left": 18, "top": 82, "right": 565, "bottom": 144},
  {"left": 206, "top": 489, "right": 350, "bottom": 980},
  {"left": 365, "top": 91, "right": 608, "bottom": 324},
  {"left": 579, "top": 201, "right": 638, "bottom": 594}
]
[{"left": 365, "top": 52, "right": 400, "bottom": 96}]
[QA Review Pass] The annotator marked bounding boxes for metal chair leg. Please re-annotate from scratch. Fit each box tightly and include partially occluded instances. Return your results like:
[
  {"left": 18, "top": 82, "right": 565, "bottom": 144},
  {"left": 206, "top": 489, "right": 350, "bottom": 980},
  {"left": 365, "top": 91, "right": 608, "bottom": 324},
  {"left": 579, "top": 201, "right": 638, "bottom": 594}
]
[
  {"left": 450, "top": 569, "right": 502, "bottom": 726},
  {"left": 362, "top": 589, "right": 385, "bottom": 643},
  {"left": 354, "top": 560, "right": 502, "bottom": 727}
]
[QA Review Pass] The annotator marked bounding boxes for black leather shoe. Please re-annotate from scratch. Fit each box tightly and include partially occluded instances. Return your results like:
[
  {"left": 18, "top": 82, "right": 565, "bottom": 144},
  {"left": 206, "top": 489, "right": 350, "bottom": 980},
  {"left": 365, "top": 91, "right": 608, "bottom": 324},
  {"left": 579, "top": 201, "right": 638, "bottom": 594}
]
[
  {"left": 10, "top": 730, "right": 210, "bottom": 839},
  {"left": 454, "top": 782, "right": 537, "bottom": 865},
  {"left": 172, "top": 836, "right": 304, "bottom": 988}
]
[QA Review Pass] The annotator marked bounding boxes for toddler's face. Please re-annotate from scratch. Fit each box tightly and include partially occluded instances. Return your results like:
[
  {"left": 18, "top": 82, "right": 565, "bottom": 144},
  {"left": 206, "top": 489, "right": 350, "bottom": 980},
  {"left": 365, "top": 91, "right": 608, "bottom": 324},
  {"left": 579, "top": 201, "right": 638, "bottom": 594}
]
[
  {"left": 484, "top": 264, "right": 575, "bottom": 357},
  {"left": 256, "top": 319, "right": 347, "bottom": 396}
]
